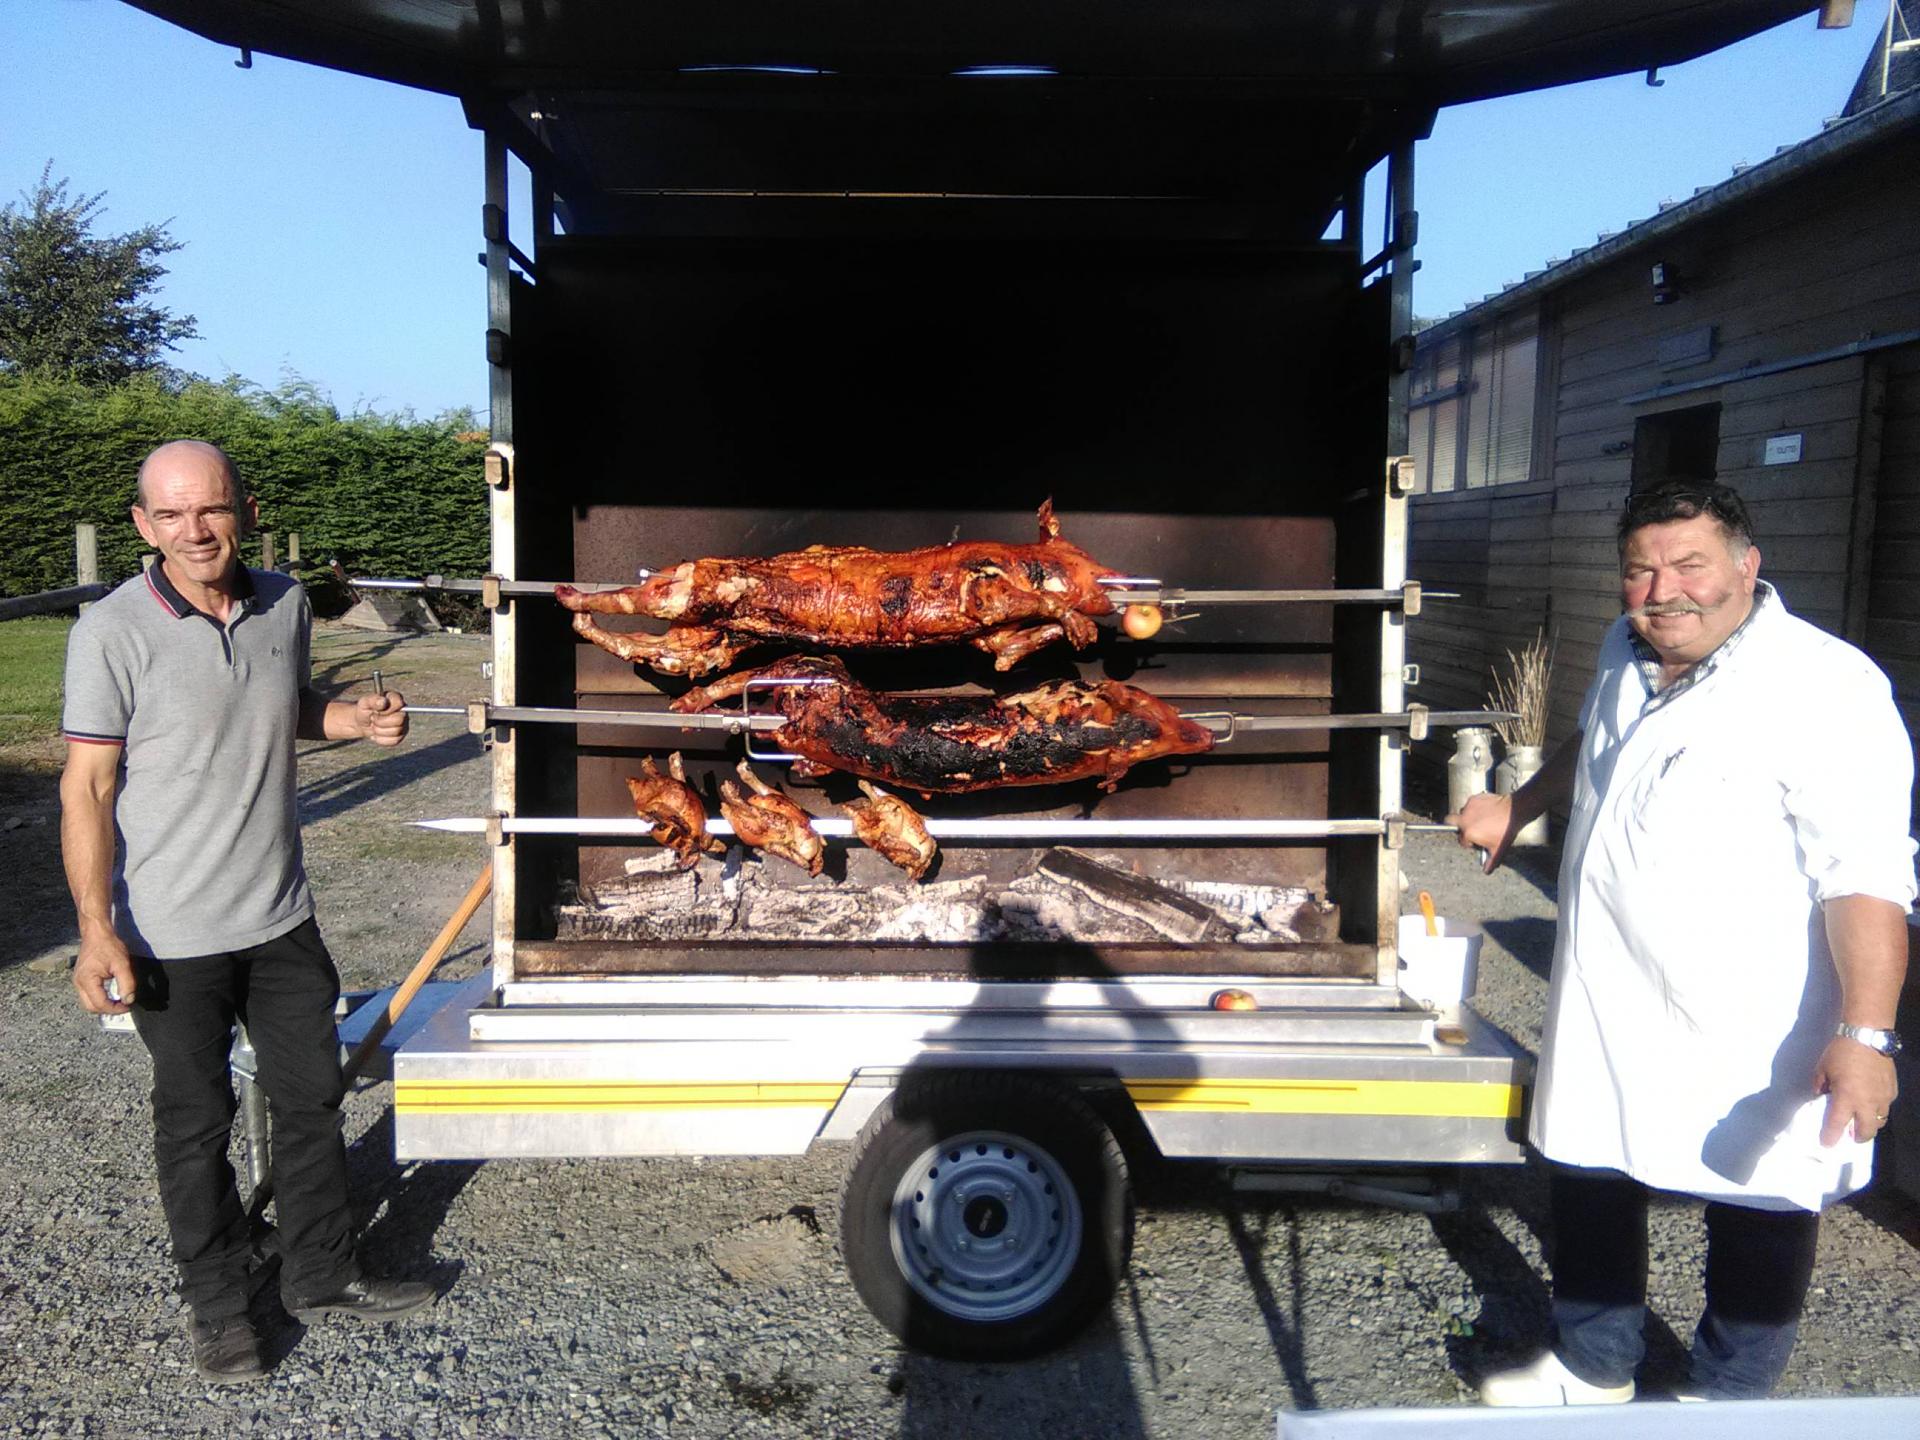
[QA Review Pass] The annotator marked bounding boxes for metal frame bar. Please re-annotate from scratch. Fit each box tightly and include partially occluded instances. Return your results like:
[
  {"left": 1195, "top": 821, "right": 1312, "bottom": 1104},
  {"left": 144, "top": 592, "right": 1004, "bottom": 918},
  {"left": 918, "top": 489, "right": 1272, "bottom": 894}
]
[{"left": 484, "top": 130, "right": 520, "bottom": 986}]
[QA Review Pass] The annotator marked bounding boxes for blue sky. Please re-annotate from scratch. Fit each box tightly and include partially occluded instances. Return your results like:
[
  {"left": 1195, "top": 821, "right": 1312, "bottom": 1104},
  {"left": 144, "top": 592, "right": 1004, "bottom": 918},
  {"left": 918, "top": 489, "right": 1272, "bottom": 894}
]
[{"left": 0, "top": 3, "right": 1888, "bottom": 417}]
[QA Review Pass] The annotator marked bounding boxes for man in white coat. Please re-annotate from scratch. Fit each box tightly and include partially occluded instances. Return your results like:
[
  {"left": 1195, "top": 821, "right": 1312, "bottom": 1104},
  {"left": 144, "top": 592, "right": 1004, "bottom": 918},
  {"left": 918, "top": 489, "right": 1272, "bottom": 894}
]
[{"left": 1454, "top": 478, "right": 1913, "bottom": 1404}]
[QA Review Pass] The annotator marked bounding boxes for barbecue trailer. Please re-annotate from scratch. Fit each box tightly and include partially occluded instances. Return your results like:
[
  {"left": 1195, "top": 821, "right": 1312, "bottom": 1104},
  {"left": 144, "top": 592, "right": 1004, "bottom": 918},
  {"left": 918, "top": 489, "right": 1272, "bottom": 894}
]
[{"left": 130, "top": 0, "right": 1834, "bottom": 1358}]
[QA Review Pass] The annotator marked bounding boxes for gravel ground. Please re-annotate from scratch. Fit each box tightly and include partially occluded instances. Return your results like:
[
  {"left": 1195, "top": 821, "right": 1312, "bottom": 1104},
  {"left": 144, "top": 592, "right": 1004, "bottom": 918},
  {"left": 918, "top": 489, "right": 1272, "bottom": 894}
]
[{"left": 2, "top": 625, "right": 1917, "bottom": 1438}]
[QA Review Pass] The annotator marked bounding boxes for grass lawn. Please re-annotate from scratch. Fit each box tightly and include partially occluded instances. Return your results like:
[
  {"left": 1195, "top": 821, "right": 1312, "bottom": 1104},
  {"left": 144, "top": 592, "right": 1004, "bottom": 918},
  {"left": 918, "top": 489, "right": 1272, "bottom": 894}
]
[{"left": 0, "top": 617, "right": 70, "bottom": 747}]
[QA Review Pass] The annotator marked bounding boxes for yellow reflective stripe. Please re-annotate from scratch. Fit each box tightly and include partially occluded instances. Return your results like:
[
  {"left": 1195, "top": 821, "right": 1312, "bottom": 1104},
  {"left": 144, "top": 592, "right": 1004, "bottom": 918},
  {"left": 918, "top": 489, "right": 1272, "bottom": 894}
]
[
  {"left": 395, "top": 1081, "right": 848, "bottom": 1114},
  {"left": 1126, "top": 1078, "right": 1523, "bottom": 1119}
]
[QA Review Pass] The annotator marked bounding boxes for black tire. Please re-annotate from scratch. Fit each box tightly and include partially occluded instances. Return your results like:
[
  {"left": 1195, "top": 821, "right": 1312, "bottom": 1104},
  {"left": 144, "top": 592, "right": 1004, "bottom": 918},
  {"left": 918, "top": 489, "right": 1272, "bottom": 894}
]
[{"left": 839, "top": 1071, "right": 1133, "bottom": 1359}]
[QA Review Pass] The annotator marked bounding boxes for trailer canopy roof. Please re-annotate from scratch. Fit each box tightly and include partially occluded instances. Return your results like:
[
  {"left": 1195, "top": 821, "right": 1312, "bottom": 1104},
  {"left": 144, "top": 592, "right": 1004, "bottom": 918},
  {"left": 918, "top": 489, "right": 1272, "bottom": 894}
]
[{"left": 122, "top": 1, "right": 1821, "bottom": 232}]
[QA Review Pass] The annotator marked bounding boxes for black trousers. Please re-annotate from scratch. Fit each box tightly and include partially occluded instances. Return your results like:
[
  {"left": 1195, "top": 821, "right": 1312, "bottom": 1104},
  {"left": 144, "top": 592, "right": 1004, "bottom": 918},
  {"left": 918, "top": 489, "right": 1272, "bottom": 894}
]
[
  {"left": 130, "top": 917, "right": 359, "bottom": 1320},
  {"left": 1549, "top": 1161, "right": 1821, "bottom": 1399}
]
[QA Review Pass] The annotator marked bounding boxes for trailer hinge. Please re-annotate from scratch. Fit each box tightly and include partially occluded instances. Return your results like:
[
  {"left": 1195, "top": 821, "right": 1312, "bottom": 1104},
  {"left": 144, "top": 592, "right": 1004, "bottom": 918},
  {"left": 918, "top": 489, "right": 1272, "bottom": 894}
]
[
  {"left": 1387, "top": 454, "right": 1417, "bottom": 497},
  {"left": 466, "top": 702, "right": 490, "bottom": 735},
  {"left": 1383, "top": 813, "right": 1408, "bottom": 851},
  {"left": 1400, "top": 579, "right": 1422, "bottom": 616},
  {"left": 1406, "top": 703, "right": 1430, "bottom": 742},
  {"left": 484, "top": 442, "right": 513, "bottom": 490},
  {"left": 485, "top": 328, "right": 510, "bottom": 367}
]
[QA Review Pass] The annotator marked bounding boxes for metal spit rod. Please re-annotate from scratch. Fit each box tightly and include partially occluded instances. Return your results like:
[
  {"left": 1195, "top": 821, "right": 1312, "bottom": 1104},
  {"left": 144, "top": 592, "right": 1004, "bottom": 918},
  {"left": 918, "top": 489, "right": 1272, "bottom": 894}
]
[
  {"left": 396, "top": 702, "right": 1513, "bottom": 739},
  {"left": 348, "top": 576, "right": 1457, "bottom": 606},
  {"left": 416, "top": 815, "right": 1466, "bottom": 841}
]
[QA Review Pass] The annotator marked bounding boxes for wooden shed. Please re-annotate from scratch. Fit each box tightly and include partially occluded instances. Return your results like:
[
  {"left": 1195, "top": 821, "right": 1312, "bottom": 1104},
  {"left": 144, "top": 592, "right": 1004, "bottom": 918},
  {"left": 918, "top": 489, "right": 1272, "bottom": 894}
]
[{"left": 1405, "top": 79, "right": 1920, "bottom": 813}]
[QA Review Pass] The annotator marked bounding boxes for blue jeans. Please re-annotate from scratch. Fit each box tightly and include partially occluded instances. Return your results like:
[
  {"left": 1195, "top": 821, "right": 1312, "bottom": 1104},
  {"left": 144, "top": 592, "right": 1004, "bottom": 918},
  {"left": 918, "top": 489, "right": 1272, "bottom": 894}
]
[
  {"left": 1547, "top": 1162, "right": 1820, "bottom": 1399},
  {"left": 129, "top": 918, "right": 360, "bottom": 1320}
]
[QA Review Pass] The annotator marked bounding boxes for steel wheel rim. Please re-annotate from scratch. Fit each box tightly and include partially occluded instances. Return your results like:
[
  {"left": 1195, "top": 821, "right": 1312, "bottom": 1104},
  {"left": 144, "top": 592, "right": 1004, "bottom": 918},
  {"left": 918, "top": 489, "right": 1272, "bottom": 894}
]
[{"left": 888, "top": 1128, "right": 1083, "bottom": 1323}]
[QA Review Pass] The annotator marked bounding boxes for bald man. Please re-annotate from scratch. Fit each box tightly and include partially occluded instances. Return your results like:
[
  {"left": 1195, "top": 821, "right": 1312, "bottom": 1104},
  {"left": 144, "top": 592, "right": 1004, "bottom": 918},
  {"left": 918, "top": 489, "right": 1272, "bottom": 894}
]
[{"left": 60, "top": 441, "right": 436, "bottom": 1383}]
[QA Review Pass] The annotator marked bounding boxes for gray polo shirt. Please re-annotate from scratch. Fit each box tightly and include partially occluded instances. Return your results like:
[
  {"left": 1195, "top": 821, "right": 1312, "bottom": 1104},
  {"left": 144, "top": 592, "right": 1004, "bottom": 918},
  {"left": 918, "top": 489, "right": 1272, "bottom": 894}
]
[{"left": 63, "top": 563, "right": 315, "bottom": 958}]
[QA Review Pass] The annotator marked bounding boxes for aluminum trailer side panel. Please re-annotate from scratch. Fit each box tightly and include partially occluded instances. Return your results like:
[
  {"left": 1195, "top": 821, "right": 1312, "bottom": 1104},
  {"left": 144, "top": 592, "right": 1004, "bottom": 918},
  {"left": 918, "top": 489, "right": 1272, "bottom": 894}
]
[{"left": 393, "top": 975, "right": 1527, "bottom": 1164}]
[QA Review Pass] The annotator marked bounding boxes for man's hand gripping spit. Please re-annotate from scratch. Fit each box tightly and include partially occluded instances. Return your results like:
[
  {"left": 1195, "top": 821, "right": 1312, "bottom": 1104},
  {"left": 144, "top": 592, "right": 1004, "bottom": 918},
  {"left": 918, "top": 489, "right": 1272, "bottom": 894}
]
[
  {"left": 354, "top": 690, "right": 409, "bottom": 748},
  {"left": 1446, "top": 731, "right": 1582, "bottom": 874}
]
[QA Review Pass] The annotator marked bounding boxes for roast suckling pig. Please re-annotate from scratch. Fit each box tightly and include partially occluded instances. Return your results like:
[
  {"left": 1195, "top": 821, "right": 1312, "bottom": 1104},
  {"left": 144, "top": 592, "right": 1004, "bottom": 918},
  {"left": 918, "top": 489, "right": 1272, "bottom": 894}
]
[
  {"left": 673, "top": 656, "right": 1214, "bottom": 795},
  {"left": 556, "top": 501, "right": 1119, "bottom": 678},
  {"left": 842, "top": 780, "right": 937, "bottom": 881},
  {"left": 623, "top": 752, "right": 724, "bottom": 870},
  {"left": 719, "top": 760, "right": 827, "bottom": 876}
]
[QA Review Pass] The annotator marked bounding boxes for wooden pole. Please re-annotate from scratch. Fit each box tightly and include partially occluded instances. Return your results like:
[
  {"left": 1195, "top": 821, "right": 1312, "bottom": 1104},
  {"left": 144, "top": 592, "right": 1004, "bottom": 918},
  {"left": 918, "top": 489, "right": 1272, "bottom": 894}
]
[
  {"left": 287, "top": 532, "right": 301, "bottom": 568},
  {"left": 244, "top": 863, "right": 494, "bottom": 1226},
  {"left": 343, "top": 865, "right": 494, "bottom": 1081},
  {"left": 76, "top": 524, "right": 98, "bottom": 614},
  {"left": 260, "top": 531, "right": 276, "bottom": 571}
]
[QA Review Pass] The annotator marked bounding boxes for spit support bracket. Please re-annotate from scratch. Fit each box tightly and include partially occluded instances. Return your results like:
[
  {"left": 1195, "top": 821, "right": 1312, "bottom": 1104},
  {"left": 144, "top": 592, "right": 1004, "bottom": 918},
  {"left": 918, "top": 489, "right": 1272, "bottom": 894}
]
[
  {"left": 1401, "top": 580, "right": 1422, "bottom": 617},
  {"left": 483, "top": 441, "right": 513, "bottom": 490},
  {"left": 1387, "top": 454, "right": 1417, "bottom": 498},
  {"left": 485, "top": 812, "right": 505, "bottom": 847},
  {"left": 465, "top": 702, "right": 490, "bottom": 736},
  {"left": 742, "top": 674, "right": 838, "bottom": 762},
  {"left": 481, "top": 574, "right": 503, "bottom": 609},
  {"left": 1383, "top": 813, "right": 1408, "bottom": 851},
  {"left": 1407, "top": 703, "right": 1430, "bottom": 742}
]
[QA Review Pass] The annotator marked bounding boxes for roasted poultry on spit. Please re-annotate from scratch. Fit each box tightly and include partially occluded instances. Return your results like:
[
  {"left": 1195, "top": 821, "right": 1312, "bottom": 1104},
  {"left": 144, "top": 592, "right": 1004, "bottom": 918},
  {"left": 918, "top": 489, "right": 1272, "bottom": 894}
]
[
  {"left": 842, "top": 781, "right": 938, "bottom": 881},
  {"left": 719, "top": 760, "right": 827, "bottom": 875},
  {"left": 623, "top": 752, "right": 725, "bottom": 870},
  {"left": 673, "top": 656, "right": 1214, "bottom": 795},
  {"left": 556, "top": 501, "right": 1120, "bottom": 678}
]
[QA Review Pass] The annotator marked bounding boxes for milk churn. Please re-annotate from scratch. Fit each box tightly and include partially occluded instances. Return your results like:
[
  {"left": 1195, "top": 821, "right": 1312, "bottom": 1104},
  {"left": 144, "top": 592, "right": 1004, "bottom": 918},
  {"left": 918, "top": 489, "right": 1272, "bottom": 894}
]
[
  {"left": 1447, "top": 727, "right": 1495, "bottom": 817},
  {"left": 1494, "top": 743, "right": 1551, "bottom": 846}
]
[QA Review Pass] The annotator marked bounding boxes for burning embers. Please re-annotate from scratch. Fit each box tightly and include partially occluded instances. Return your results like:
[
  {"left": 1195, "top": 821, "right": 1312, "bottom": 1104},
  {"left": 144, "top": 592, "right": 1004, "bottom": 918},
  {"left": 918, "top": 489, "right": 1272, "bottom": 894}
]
[{"left": 557, "top": 845, "right": 1320, "bottom": 949}]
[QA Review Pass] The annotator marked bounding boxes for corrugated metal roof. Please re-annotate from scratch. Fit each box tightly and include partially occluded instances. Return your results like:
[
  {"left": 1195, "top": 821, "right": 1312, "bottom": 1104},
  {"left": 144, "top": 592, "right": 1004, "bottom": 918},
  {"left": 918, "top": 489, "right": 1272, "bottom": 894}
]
[{"left": 1418, "top": 82, "right": 1920, "bottom": 342}]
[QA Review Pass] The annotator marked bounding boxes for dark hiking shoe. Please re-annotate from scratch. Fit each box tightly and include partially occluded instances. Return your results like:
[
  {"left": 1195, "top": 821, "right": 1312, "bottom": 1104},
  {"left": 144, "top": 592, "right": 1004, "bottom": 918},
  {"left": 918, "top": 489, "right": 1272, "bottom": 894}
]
[
  {"left": 287, "top": 1274, "right": 437, "bottom": 1323},
  {"left": 189, "top": 1315, "right": 267, "bottom": 1385}
]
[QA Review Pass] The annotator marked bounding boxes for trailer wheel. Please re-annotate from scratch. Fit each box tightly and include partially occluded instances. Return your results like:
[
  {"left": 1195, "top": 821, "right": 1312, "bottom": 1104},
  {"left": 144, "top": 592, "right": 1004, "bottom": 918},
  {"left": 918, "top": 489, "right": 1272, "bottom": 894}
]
[{"left": 840, "top": 1071, "right": 1132, "bottom": 1358}]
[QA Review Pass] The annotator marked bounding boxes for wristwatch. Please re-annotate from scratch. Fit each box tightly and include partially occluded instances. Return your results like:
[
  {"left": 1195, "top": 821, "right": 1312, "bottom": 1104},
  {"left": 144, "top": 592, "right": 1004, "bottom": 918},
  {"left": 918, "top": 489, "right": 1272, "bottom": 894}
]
[{"left": 1836, "top": 1023, "right": 1905, "bottom": 1058}]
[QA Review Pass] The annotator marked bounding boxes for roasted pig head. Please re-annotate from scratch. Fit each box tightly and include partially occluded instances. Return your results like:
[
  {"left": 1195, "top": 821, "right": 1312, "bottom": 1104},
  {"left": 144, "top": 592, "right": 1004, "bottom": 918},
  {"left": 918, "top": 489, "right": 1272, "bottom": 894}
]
[
  {"left": 718, "top": 760, "right": 826, "bottom": 877},
  {"left": 843, "top": 780, "right": 937, "bottom": 882}
]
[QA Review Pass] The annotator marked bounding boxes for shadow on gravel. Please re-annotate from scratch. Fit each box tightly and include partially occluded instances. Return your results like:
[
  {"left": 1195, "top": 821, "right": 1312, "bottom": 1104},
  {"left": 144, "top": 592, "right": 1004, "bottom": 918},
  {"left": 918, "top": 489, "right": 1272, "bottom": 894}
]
[
  {"left": 1429, "top": 1167, "right": 1691, "bottom": 1396},
  {"left": 310, "top": 634, "right": 414, "bottom": 696},
  {"left": 341, "top": 1107, "right": 480, "bottom": 1287},
  {"left": 1849, "top": 1185, "right": 1920, "bottom": 1253},
  {"left": 1221, "top": 1199, "right": 1319, "bottom": 1408},
  {"left": 298, "top": 731, "right": 484, "bottom": 826},
  {"left": 1481, "top": 917, "right": 1556, "bottom": 984},
  {"left": 896, "top": 1313, "right": 1150, "bottom": 1440}
]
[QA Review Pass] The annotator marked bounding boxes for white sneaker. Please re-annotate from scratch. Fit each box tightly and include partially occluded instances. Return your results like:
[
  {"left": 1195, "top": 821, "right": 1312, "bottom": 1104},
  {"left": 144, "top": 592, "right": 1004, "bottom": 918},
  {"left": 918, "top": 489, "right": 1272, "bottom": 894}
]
[{"left": 1479, "top": 1351, "right": 1636, "bottom": 1407}]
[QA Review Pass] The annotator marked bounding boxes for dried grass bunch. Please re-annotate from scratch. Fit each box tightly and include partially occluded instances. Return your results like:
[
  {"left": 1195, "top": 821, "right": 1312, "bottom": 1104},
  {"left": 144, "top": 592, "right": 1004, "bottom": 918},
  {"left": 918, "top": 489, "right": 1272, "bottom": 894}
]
[{"left": 1488, "top": 628, "right": 1554, "bottom": 749}]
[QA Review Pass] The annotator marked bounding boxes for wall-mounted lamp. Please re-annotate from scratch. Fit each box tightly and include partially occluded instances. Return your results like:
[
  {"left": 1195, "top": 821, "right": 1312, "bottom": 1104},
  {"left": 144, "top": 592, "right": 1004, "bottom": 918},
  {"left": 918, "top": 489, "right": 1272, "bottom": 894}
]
[{"left": 1651, "top": 261, "right": 1680, "bottom": 306}]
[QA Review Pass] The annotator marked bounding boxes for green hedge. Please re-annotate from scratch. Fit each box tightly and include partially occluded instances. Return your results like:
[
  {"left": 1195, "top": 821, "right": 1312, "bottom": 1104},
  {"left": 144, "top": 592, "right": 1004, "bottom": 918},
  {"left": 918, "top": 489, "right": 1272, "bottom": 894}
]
[{"left": 0, "top": 372, "right": 489, "bottom": 610}]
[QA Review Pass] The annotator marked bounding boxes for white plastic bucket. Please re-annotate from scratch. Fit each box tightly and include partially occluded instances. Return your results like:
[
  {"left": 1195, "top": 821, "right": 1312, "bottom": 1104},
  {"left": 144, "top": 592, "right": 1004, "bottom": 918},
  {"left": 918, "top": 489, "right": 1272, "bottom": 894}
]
[{"left": 1397, "top": 914, "right": 1483, "bottom": 1015}]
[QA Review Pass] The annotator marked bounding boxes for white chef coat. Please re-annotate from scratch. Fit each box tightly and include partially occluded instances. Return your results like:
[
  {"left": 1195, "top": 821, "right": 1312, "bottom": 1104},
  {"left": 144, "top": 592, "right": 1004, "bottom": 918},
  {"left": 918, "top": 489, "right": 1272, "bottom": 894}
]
[{"left": 1531, "top": 587, "right": 1916, "bottom": 1211}]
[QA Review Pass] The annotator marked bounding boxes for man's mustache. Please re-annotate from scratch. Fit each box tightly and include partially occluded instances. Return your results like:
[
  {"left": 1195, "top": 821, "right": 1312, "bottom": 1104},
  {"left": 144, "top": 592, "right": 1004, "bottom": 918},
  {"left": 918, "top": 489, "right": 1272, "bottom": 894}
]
[{"left": 1626, "top": 599, "right": 1708, "bottom": 619}]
